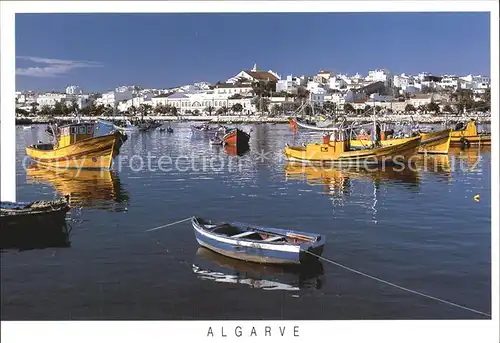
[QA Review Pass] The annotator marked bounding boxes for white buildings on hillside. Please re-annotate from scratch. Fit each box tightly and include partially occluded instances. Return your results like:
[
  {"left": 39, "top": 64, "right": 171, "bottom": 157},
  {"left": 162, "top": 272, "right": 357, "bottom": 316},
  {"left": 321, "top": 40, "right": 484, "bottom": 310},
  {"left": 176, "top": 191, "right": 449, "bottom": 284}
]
[
  {"left": 227, "top": 64, "right": 280, "bottom": 83},
  {"left": 117, "top": 93, "right": 155, "bottom": 112},
  {"left": 461, "top": 74, "right": 490, "bottom": 85},
  {"left": 150, "top": 90, "right": 255, "bottom": 114},
  {"left": 366, "top": 69, "right": 393, "bottom": 87},
  {"left": 33, "top": 92, "right": 90, "bottom": 109},
  {"left": 438, "top": 75, "right": 459, "bottom": 90},
  {"left": 97, "top": 88, "right": 134, "bottom": 107},
  {"left": 276, "top": 75, "right": 302, "bottom": 94},
  {"left": 328, "top": 75, "right": 348, "bottom": 91},
  {"left": 65, "top": 85, "right": 82, "bottom": 95},
  {"left": 213, "top": 82, "right": 253, "bottom": 96},
  {"left": 36, "top": 93, "right": 71, "bottom": 107}
]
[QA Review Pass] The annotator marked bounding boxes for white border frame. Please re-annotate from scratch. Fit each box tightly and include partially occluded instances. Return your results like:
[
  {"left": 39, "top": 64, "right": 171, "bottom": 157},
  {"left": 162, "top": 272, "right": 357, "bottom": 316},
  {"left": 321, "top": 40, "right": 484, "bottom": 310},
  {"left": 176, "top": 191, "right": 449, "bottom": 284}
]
[{"left": 1, "top": 1, "right": 498, "bottom": 342}]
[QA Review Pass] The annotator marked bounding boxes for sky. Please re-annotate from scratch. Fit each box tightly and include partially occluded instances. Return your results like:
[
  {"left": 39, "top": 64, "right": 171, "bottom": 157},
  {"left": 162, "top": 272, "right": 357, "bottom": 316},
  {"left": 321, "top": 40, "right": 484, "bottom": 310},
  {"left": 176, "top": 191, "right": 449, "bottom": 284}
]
[{"left": 15, "top": 12, "right": 491, "bottom": 92}]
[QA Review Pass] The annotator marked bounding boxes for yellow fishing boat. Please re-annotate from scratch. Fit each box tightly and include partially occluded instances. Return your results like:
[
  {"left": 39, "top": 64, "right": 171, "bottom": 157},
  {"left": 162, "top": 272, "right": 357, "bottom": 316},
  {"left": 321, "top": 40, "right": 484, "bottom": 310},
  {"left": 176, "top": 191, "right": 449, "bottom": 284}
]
[
  {"left": 449, "top": 120, "right": 491, "bottom": 146},
  {"left": 26, "top": 164, "right": 129, "bottom": 208},
  {"left": 350, "top": 128, "right": 452, "bottom": 154},
  {"left": 284, "top": 130, "right": 421, "bottom": 165},
  {"left": 26, "top": 122, "right": 127, "bottom": 169}
]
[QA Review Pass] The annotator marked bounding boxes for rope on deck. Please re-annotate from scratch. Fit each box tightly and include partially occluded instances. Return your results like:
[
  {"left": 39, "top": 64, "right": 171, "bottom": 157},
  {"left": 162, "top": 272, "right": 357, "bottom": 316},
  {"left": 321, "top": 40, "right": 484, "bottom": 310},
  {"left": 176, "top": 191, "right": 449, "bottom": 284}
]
[
  {"left": 303, "top": 250, "right": 491, "bottom": 318},
  {"left": 143, "top": 216, "right": 194, "bottom": 232}
]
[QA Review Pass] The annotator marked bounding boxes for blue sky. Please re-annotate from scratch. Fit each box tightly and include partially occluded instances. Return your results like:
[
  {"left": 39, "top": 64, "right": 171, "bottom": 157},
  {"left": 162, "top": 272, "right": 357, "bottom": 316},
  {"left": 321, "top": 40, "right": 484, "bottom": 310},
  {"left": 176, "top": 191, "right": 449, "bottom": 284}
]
[{"left": 15, "top": 12, "right": 490, "bottom": 92}]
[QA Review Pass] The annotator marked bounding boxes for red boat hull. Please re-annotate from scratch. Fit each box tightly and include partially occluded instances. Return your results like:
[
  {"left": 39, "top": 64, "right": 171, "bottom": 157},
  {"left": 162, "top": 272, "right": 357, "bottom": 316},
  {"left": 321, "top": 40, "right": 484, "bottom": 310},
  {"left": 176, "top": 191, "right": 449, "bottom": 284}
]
[{"left": 223, "top": 129, "right": 250, "bottom": 148}]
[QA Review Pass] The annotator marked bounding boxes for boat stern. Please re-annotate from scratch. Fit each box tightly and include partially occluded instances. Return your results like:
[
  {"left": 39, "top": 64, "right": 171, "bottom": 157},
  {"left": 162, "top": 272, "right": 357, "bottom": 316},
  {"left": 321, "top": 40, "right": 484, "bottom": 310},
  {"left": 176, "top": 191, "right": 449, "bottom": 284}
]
[{"left": 299, "top": 234, "right": 326, "bottom": 263}]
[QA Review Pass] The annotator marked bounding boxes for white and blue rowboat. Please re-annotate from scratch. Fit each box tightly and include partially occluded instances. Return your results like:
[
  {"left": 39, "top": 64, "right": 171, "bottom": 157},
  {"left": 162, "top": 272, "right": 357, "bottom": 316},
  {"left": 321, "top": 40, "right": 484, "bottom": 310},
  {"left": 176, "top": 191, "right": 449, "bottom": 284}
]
[{"left": 191, "top": 217, "right": 326, "bottom": 265}]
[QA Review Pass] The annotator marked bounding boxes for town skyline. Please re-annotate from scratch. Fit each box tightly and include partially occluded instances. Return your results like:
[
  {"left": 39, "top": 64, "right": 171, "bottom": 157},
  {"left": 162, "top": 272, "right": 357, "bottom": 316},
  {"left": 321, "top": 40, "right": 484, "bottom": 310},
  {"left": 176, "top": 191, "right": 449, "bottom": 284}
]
[{"left": 15, "top": 12, "right": 490, "bottom": 92}]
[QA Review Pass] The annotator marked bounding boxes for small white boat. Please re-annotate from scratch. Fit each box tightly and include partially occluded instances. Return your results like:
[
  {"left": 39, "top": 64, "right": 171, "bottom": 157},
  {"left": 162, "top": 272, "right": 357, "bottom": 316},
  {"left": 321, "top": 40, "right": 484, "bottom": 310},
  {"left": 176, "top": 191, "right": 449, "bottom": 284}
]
[
  {"left": 22, "top": 125, "right": 34, "bottom": 130},
  {"left": 209, "top": 137, "right": 224, "bottom": 145},
  {"left": 114, "top": 120, "right": 138, "bottom": 133}
]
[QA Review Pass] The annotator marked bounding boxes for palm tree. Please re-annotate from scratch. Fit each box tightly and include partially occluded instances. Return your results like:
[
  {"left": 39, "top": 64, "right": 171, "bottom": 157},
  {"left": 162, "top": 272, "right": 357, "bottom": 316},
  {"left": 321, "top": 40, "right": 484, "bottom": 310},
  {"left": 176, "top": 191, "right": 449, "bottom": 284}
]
[
  {"left": 154, "top": 104, "right": 168, "bottom": 115},
  {"left": 170, "top": 106, "right": 178, "bottom": 116},
  {"left": 204, "top": 106, "right": 215, "bottom": 115},
  {"left": 39, "top": 105, "right": 52, "bottom": 116},
  {"left": 442, "top": 104, "right": 453, "bottom": 114},
  {"left": 29, "top": 102, "right": 39, "bottom": 116},
  {"left": 426, "top": 101, "right": 440, "bottom": 114},
  {"left": 253, "top": 97, "right": 270, "bottom": 114},
  {"left": 69, "top": 100, "right": 79, "bottom": 114},
  {"left": 405, "top": 104, "right": 416, "bottom": 113},
  {"left": 220, "top": 106, "right": 228, "bottom": 115},
  {"left": 231, "top": 103, "right": 243, "bottom": 114},
  {"left": 128, "top": 105, "right": 137, "bottom": 117},
  {"left": 271, "top": 104, "right": 283, "bottom": 117},
  {"left": 138, "top": 103, "right": 153, "bottom": 117}
]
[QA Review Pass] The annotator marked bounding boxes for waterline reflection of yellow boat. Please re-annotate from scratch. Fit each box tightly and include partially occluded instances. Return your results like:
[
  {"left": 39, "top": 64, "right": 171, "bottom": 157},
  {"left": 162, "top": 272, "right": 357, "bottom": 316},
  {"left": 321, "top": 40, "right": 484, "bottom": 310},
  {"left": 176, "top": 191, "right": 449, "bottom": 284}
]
[
  {"left": 26, "top": 164, "right": 129, "bottom": 210},
  {"left": 413, "top": 154, "right": 451, "bottom": 177},
  {"left": 350, "top": 128, "right": 451, "bottom": 154},
  {"left": 284, "top": 163, "right": 420, "bottom": 190},
  {"left": 447, "top": 146, "right": 488, "bottom": 170},
  {"left": 284, "top": 131, "right": 421, "bottom": 165},
  {"left": 26, "top": 122, "right": 128, "bottom": 169},
  {"left": 449, "top": 120, "right": 491, "bottom": 146}
]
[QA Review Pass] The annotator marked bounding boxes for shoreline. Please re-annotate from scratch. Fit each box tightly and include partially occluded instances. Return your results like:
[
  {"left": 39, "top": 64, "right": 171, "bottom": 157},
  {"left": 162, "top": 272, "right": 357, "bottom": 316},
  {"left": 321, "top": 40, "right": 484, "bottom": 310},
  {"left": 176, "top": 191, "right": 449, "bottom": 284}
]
[{"left": 15, "top": 114, "right": 491, "bottom": 125}]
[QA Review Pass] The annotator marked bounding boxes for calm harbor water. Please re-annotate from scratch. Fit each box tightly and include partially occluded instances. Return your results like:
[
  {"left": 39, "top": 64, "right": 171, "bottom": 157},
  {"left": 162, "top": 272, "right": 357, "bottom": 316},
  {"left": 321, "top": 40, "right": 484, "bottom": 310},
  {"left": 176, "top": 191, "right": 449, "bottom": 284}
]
[{"left": 1, "top": 123, "right": 491, "bottom": 320}]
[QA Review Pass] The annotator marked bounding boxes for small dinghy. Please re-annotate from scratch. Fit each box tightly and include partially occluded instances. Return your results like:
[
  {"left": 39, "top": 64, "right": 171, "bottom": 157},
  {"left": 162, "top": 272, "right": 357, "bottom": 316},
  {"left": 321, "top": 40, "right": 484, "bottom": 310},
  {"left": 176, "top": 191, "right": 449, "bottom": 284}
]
[
  {"left": 166, "top": 126, "right": 174, "bottom": 133},
  {"left": 1, "top": 196, "right": 71, "bottom": 249},
  {"left": 209, "top": 135, "right": 224, "bottom": 146},
  {"left": 191, "top": 217, "right": 326, "bottom": 265},
  {"left": 1, "top": 196, "right": 70, "bottom": 224},
  {"left": 159, "top": 127, "right": 166, "bottom": 132}
]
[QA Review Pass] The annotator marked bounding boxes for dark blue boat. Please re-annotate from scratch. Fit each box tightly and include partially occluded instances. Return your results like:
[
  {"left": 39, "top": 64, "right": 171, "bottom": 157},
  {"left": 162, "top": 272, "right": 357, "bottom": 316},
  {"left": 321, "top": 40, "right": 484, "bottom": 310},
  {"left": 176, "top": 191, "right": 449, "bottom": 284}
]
[
  {"left": 191, "top": 217, "right": 326, "bottom": 265},
  {"left": 1, "top": 196, "right": 71, "bottom": 250}
]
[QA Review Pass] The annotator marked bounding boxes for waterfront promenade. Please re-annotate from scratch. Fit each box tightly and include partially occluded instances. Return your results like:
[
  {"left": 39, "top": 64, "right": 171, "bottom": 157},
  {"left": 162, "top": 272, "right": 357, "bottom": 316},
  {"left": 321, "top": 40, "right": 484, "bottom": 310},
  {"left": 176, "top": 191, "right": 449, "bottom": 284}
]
[{"left": 15, "top": 113, "right": 492, "bottom": 125}]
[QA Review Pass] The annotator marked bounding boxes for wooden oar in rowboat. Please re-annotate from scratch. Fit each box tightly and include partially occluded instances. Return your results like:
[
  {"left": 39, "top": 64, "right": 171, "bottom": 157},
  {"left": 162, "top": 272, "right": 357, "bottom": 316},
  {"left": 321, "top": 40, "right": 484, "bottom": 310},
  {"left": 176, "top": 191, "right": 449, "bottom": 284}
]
[
  {"left": 286, "top": 233, "right": 316, "bottom": 243},
  {"left": 240, "top": 226, "right": 316, "bottom": 243}
]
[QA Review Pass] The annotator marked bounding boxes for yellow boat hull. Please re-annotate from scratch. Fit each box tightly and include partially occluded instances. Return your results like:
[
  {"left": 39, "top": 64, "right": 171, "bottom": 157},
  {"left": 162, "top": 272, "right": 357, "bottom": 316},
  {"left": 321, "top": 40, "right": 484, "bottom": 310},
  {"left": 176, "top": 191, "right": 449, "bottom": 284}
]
[
  {"left": 26, "top": 132, "right": 125, "bottom": 169},
  {"left": 419, "top": 129, "right": 452, "bottom": 154},
  {"left": 450, "top": 134, "right": 491, "bottom": 146},
  {"left": 284, "top": 136, "right": 421, "bottom": 165},
  {"left": 350, "top": 129, "right": 451, "bottom": 154}
]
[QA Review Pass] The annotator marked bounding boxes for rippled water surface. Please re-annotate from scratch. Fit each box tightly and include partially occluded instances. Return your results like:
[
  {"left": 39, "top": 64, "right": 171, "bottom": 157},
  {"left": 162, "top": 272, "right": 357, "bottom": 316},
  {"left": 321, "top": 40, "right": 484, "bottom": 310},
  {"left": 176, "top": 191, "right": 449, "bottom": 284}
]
[{"left": 1, "top": 123, "right": 491, "bottom": 320}]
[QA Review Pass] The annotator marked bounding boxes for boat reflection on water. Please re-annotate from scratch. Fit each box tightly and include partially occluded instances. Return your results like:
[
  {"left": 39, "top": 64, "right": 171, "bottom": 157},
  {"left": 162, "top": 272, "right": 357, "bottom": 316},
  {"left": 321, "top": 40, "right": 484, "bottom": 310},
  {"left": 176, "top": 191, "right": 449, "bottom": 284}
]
[
  {"left": 1, "top": 224, "right": 71, "bottom": 252},
  {"left": 284, "top": 162, "right": 420, "bottom": 193},
  {"left": 413, "top": 154, "right": 452, "bottom": 178},
  {"left": 448, "top": 145, "right": 489, "bottom": 170},
  {"left": 26, "top": 164, "right": 129, "bottom": 212},
  {"left": 192, "top": 247, "right": 325, "bottom": 291},
  {"left": 224, "top": 144, "right": 250, "bottom": 157}
]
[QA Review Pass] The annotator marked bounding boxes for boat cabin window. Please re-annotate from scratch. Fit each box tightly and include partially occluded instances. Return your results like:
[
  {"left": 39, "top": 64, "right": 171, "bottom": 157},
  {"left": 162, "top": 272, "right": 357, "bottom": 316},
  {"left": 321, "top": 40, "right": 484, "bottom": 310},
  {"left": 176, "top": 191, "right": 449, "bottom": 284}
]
[{"left": 70, "top": 127, "right": 77, "bottom": 134}]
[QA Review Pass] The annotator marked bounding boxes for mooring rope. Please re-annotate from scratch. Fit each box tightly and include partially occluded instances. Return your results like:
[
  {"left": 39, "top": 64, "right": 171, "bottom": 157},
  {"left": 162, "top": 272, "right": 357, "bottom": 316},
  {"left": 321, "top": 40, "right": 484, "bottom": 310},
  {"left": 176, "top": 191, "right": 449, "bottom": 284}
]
[
  {"left": 303, "top": 250, "right": 491, "bottom": 318},
  {"left": 141, "top": 216, "right": 490, "bottom": 318},
  {"left": 143, "top": 216, "right": 194, "bottom": 232}
]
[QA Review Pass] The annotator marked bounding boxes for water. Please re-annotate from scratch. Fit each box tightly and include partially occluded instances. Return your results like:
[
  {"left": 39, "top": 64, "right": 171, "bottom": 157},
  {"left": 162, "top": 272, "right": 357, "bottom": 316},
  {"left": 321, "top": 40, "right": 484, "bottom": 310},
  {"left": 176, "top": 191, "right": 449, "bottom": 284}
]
[{"left": 1, "top": 123, "right": 491, "bottom": 320}]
